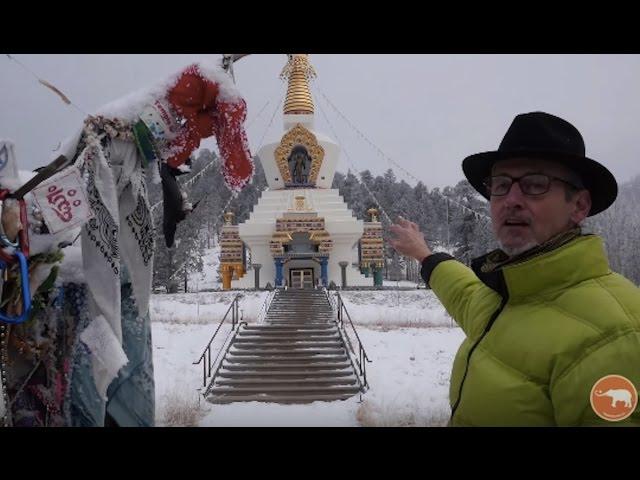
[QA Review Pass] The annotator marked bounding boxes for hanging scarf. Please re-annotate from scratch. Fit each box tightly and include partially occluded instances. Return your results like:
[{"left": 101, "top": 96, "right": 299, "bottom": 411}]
[{"left": 55, "top": 117, "right": 154, "bottom": 401}]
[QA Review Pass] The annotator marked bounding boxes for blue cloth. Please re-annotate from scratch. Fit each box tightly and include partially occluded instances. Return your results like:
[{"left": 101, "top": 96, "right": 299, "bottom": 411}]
[
  {"left": 68, "top": 282, "right": 105, "bottom": 427},
  {"left": 69, "top": 271, "right": 155, "bottom": 427},
  {"left": 105, "top": 279, "right": 155, "bottom": 427}
]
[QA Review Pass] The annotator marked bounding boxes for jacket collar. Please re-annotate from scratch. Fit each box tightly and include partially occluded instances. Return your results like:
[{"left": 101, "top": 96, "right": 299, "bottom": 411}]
[{"left": 471, "top": 235, "right": 610, "bottom": 302}]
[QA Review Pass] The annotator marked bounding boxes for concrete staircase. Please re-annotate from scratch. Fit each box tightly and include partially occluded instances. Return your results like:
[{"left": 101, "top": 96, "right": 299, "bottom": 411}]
[{"left": 206, "top": 289, "right": 363, "bottom": 404}]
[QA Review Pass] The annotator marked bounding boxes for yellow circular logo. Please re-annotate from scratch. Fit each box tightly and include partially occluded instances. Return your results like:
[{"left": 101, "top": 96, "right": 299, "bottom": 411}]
[{"left": 590, "top": 375, "right": 638, "bottom": 422}]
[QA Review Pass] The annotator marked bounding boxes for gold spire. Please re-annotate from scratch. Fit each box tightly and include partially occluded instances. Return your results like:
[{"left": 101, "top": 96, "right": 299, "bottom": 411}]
[{"left": 280, "top": 54, "right": 317, "bottom": 115}]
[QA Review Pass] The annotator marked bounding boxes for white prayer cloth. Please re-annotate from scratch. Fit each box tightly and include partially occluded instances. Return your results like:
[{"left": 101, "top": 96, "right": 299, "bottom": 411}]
[{"left": 55, "top": 130, "right": 154, "bottom": 399}]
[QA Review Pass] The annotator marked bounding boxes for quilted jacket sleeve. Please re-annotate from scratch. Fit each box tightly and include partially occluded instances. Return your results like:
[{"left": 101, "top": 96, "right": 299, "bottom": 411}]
[{"left": 425, "top": 256, "right": 502, "bottom": 340}]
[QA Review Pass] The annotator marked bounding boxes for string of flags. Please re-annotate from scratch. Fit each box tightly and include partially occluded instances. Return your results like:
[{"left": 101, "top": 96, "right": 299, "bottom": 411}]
[
  {"left": 315, "top": 93, "right": 393, "bottom": 226},
  {"left": 313, "top": 82, "right": 491, "bottom": 223},
  {"left": 5, "top": 54, "right": 88, "bottom": 116}
]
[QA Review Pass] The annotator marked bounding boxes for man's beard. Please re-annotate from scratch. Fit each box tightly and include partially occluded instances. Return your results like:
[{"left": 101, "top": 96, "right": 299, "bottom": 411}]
[{"left": 498, "top": 240, "right": 540, "bottom": 257}]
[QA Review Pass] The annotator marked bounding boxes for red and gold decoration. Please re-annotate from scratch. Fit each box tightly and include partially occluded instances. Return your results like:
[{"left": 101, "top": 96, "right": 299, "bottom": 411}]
[
  {"left": 219, "top": 212, "right": 246, "bottom": 290},
  {"left": 270, "top": 201, "right": 333, "bottom": 257},
  {"left": 166, "top": 64, "right": 254, "bottom": 192},
  {"left": 274, "top": 124, "right": 324, "bottom": 185},
  {"left": 360, "top": 208, "right": 385, "bottom": 271}
]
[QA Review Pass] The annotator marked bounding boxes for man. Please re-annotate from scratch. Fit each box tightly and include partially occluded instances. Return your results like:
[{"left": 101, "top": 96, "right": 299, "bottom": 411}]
[{"left": 389, "top": 111, "right": 640, "bottom": 426}]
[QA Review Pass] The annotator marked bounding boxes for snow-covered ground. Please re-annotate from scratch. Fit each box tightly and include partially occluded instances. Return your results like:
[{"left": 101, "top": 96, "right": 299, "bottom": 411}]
[
  {"left": 151, "top": 290, "right": 270, "bottom": 324},
  {"left": 187, "top": 246, "right": 221, "bottom": 292},
  {"left": 340, "top": 290, "right": 455, "bottom": 329},
  {"left": 151, "top": 289, "right": 465, "bottom": 427}
]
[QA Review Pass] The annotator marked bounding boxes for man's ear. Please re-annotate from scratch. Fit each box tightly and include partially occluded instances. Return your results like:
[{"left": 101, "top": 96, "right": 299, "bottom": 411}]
[{"left": 571, "top": 189, "right": 592, "bottom": 224}]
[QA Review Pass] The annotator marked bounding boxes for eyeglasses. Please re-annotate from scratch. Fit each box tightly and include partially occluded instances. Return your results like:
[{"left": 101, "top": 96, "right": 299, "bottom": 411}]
[{"left": 483, "top": 174, "right": 581, "bottom": 197}]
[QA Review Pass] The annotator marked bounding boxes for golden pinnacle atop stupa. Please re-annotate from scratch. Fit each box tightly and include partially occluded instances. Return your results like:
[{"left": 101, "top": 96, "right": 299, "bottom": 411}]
[{"left": 280, "top": 54, "right": 317, "bottom": 115}]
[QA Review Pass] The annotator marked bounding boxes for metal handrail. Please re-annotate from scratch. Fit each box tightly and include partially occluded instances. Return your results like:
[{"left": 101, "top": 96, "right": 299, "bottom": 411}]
[
  {"left": 256, "top": 290, "right": 276, "bottom": 324},
  {"left": 193, "top": 293, "right": 244, "bottom": 390},
  {"left": 203, "top": 321, "right": 248, "bottom": 397},
  {"left": 323, "top": 288, "right": 372, "bottom": 390},
  {"left": 326, "top": 287, "right": 338, "bottom": 312}
]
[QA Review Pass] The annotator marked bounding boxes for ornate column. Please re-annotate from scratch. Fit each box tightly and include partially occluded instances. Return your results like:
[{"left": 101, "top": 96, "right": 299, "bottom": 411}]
[
  {"left": 339, "top": 261, "right": 349, "bottom": 289},
  {"left": 320, "top": 258, "right": 328, "bottom": 287},
  {"left": 373, "top": 265, "right": 384, "bottom": 287},
  {"left": 275, "top": 258, "right": 284, "bottom": 287},
  {"left": 221, "top": 265, "right": 233, "bottom": 291},
  {"left": 253, "top": 263, "right": 262, "bottom": 290}
]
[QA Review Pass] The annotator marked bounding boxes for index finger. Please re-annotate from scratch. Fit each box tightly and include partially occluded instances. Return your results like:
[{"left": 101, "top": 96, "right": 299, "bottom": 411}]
[{"left": 396, "top": 216, "right": 411, "bottom": 228}]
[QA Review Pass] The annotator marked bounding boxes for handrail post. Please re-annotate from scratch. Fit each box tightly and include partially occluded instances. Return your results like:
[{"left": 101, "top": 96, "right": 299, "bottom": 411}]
[
  {"left": 232, "top": 299, "right": 237, "bottom": 330},
  {"left": 362, "top": 347, "right": 368, "bottom": 387},
  {"left": 202, "top": 355, "right": 206, "bottom": 387}
]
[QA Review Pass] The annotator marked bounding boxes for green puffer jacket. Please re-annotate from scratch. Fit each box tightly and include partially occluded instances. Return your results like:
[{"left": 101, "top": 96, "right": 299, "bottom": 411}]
[{"left": 423, "top": 235, "right": 640, "bottom": 426}]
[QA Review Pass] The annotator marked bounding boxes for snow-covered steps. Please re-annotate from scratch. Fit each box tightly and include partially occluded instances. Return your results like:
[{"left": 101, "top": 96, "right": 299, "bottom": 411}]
[
  {"left": 223, "top": 354, "right": 350, "bottom": 363},
  {"left": 206, "top": 289, "right": 365, "bottom": 404},
  {"left": 221, "top": 361, "right": 353, "bottom": 370},
  {"left": 234, "top": 335, "right": 341, "bottom": 342},
  {"left": 217, "top": 369, "right": 355, "bottom": 378},
  {"left": 208, "top": 386, "right": 361, "bottom": 404},
  {"left": 264, "top": 289, "right": 335, "bottom": 324},
  {"left": 207, "top": 393, "right": 358, "bottom": 404}
]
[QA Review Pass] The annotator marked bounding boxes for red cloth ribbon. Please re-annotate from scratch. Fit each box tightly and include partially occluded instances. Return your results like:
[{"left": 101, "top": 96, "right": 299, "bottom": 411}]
[{"left": 165, "top": 65, "right": 254, "bottom": 192}]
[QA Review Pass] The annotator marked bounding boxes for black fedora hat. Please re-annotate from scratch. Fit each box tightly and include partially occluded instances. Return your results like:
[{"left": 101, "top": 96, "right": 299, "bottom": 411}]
[{"left": 462, "top": 112, "right": 618, "bottom": 216}]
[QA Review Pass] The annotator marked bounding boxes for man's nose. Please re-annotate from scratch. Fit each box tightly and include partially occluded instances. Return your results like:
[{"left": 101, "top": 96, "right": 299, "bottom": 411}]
[{"left": 503, "top": 181, "right": 526, "bottom": 207}]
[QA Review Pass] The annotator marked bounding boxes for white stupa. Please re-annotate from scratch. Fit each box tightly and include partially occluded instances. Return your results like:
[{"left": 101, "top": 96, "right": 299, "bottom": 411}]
[{"left": 220, "top": 54, "right": 384, "bottom": 290}]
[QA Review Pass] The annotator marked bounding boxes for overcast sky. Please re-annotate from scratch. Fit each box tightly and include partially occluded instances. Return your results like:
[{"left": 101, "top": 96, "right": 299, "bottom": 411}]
[{"left": 2, "top": 54, "right": 640, "bottom": 189}]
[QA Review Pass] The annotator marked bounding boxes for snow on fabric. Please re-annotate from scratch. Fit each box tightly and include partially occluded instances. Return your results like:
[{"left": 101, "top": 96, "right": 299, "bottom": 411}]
[
  {"left": 165, "top": 64, "right": 254, "bottom": 191},
  {"left": 95, "top": 58, "right": 242, "bottom": 121},
  {"left": 96, "top": 76, "right": 183, "bottom": 123},
  {"left": 196, "top": 59, "right": 243, "bottom": 102},
  {"left": 95, "top": 59, "right": 254, "bottom": 192}
]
